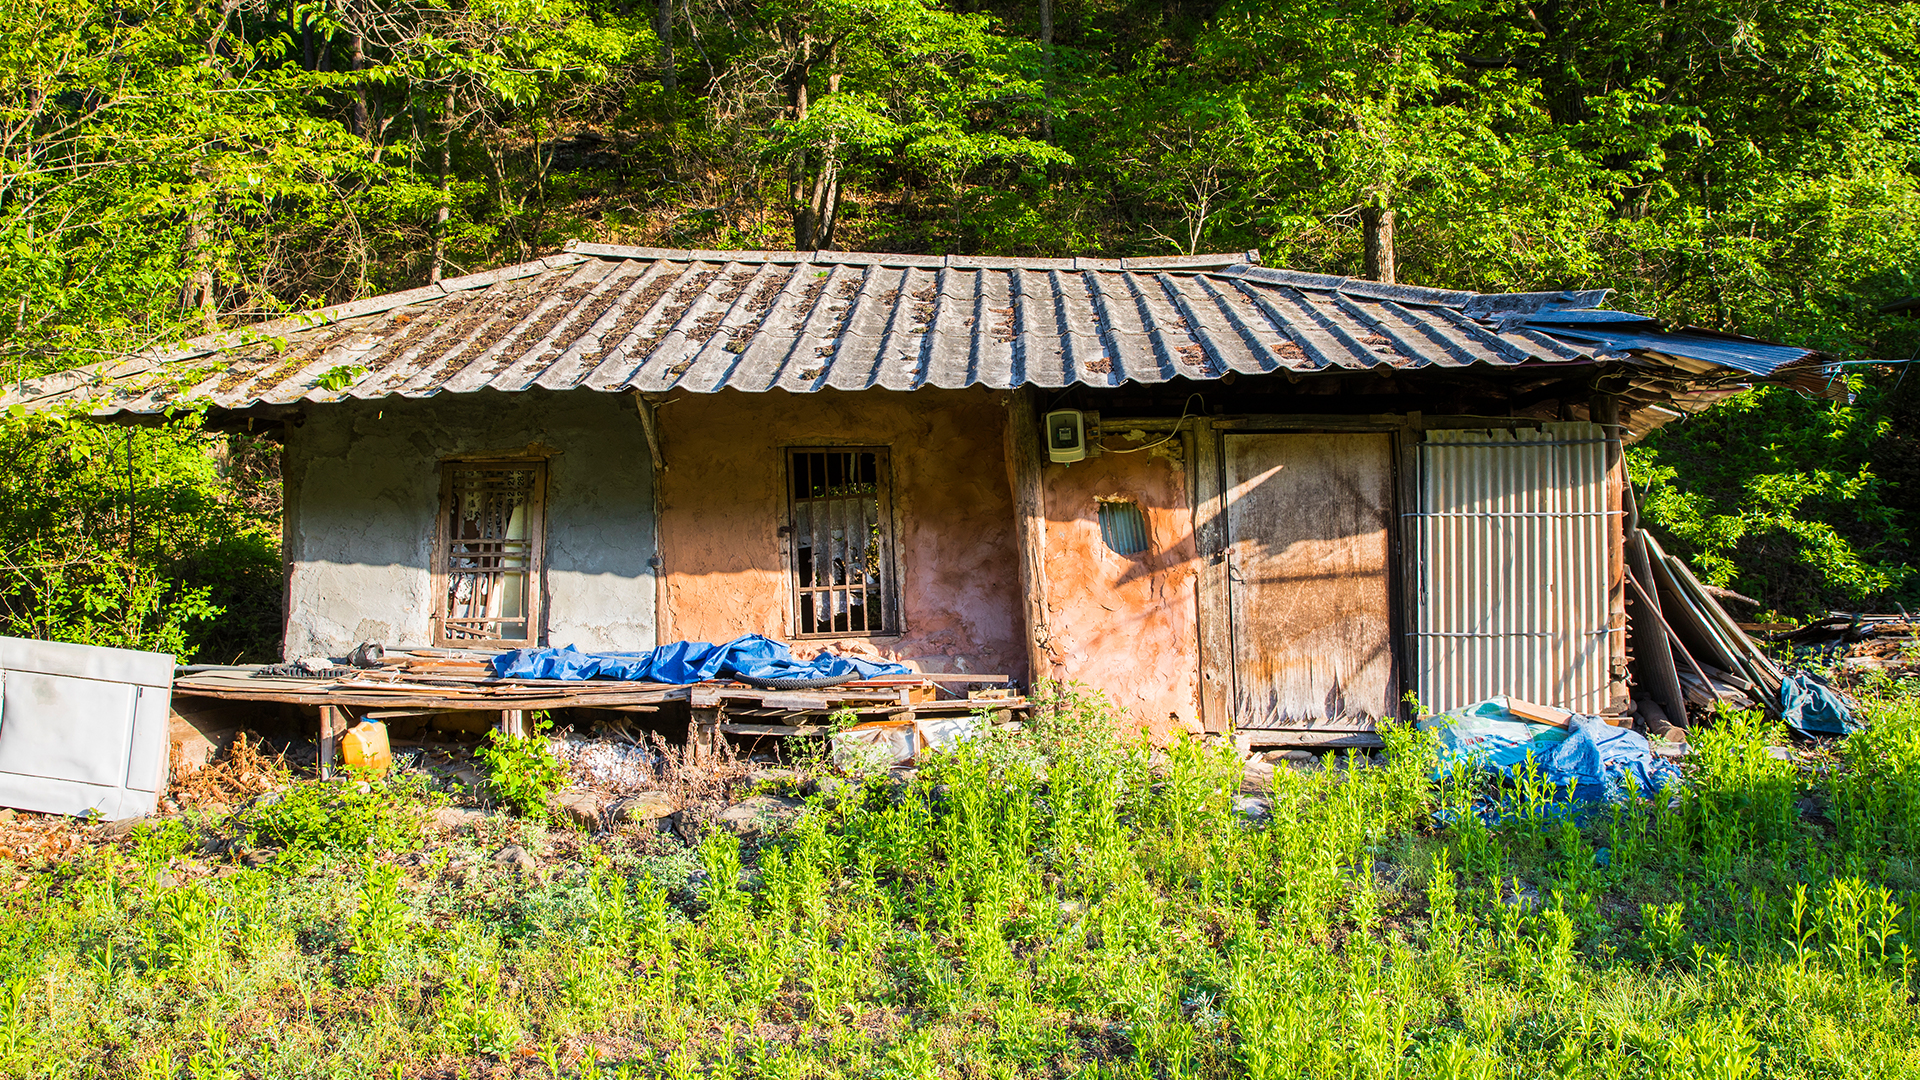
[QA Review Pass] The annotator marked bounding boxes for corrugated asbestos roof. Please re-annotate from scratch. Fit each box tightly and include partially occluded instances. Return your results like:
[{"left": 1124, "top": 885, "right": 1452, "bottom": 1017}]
[{"left": 0, "top": 244, "right": 1829, "bottom": 416}]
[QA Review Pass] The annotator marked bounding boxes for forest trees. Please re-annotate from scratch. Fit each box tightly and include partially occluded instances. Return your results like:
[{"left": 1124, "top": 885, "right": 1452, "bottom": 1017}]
[{"left": 0, "top": 0, "right": 1917, "bottom": 654}]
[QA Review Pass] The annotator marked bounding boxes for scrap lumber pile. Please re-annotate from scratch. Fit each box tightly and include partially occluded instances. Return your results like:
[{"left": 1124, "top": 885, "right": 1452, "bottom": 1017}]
[
  {"left": 1770, "top": 615, "right": 1920, "bottom": 681},
  {"left": 1643, "top": 534, "right": 1785, "bottom": 711},
  {"left": 1625, "top": 525, "right": 1787, "bottom": 737}
]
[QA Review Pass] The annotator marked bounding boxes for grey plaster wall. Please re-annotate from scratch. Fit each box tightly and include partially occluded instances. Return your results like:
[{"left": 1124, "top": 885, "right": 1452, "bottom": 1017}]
[{"left": 281, "top": 390, "right": 656, "bottom": 658}]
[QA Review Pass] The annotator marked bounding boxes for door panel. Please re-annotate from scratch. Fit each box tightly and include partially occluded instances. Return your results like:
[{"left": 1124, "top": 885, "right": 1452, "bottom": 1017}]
[{"left": 1224, "top": 433, "right": 1395, "bottom": 729}]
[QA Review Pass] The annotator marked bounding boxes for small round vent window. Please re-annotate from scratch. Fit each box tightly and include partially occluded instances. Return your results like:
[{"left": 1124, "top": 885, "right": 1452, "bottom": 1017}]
[{"left": 1097, "top": 499, "right": 1149, "bottom": 556}]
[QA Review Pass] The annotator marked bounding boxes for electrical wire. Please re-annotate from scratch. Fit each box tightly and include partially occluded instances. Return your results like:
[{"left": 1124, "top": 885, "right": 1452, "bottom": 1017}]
[{"left": 1099, "top": 393, "right": 1206, "bottom": 454}]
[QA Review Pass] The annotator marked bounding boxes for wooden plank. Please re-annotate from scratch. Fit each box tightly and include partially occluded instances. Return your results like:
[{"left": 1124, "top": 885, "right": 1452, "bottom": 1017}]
[
  {"left": 1625, "top": 531, "right": 1687, "bottom": 727},
  {"left": 691, "top": 706, "right": 721, "bottom": 764},
  {"left": 1392, "top": 424, "right": 1421, "bottom": 723},
  {"left": 1595, "top": 395, "right": 1631, "bottom": 709},
  {"left": 1236, "top": 730, "right": 1385, "bottom": 750},
  {"left": 844, "top": 674, "right": 1006, "bottom": 684},
  {"left": 1004, "top": 388, "right": 1055, "bottom": 690},
  {"left": 1223, "top": 432, "right": 1396, "bottom": 730},
  {"left": 717, "top": 723, "right": 830, "bottom": 736},
  {"left": 170, "top": 686, "right": 692, "bottom": 710},
  {"left": 1189, "top": 417, "right": 1234, "bottom": 732},
  {"left": 319, "top": 705, "right": 347, "bottom": 779},
  {"left": 1210, "top": 415, "right": 1403, "bottom": 432}
]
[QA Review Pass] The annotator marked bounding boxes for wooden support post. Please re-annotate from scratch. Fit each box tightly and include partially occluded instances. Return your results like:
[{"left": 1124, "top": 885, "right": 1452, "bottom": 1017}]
[
  {"left": 1004, "top": 390, "right": 1054, "bottom": 692},
  {"left": 500, "top": 709, "right": 526, "bottom": 739},
  {"left": 1392, "top": 420, "right": 1423, "bottom": 723},
  {"left": 1595, "top": 395, "right": 1631, "bottom": 710},
  {"left": 1190, "top": 416, "right": 1232, "bottom": 732},
  {"left": 635, "top": 391, "right": 670, "bottom": 648},
  {"left": 690, "top": 705, "right": 722, "bottom": 764},
  {"left": 318, "top": 704, "right": 347, "bottom": 780}
]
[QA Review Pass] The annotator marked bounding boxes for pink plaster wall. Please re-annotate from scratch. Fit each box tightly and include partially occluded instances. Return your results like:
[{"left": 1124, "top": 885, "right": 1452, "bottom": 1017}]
[
  {"left": 656, "top": 388, "right": 1025, "bottom": 679},
  {"left": 1040, "top": 444, "right": 1203, "bottom": 740}
]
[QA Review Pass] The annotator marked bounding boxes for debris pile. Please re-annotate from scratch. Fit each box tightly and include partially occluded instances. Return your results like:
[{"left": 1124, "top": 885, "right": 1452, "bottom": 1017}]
[{"left": 1771, "top": 615, "right": 1919, "bottom": 681}]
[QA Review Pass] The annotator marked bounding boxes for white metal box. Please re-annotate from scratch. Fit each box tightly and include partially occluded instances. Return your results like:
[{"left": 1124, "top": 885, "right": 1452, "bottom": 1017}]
[{"left": 0, "top": 636, "right": 174, "bottom": 819}]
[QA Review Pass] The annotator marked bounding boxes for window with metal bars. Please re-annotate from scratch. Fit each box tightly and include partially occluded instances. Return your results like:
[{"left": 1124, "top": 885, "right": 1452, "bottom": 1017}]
[
  {"left": 786, "top": 448, "right": 896, "bottom": 637},
  {"left": 435, "top": 460, "right": 546, "bottom": 647}
]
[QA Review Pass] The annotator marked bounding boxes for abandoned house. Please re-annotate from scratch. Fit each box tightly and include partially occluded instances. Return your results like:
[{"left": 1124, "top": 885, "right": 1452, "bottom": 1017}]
[{"left": 0, "top": 244, "right": 1835, "bottom": 749}]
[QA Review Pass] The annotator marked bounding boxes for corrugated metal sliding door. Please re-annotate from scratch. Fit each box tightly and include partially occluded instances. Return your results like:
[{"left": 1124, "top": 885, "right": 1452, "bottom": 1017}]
[
  {"left": 1414, "top": 422, "right": 1611, "bottom": 714},
  {"left": 1225, "top": 433, "right": 1396, "bottom": 730}
]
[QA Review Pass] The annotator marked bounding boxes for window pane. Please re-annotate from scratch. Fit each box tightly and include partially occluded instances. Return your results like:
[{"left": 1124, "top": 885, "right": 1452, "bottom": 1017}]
[
  {"left": 788, "top": 449, "right": 891, "bottom": 636},
  {"left": 443, "top": 463, "right": 539, "bottom": 643}
]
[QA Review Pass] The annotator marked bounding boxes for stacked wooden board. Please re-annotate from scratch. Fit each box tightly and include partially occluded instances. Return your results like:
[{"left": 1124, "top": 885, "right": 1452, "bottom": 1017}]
[{"left": 1626, "top": 532, "right": 1785, "bottom": 723}]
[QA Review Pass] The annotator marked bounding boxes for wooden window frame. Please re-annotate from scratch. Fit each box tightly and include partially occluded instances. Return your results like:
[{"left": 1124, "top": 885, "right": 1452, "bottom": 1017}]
[
  {"left": 433, "top": 458, "right": 548, "bottom": 648},
  {"left": 785, "top": 446, "right": 899, "bottom": 639}
]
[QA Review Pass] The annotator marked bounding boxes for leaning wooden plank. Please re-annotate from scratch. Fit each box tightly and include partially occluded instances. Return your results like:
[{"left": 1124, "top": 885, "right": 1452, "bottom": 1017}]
[
  {"left": 1643, "top": 534, "right": 1781, "bottom": 691},
  {"left": 1643, "top": 542, "right": 1742, "bottom": 673},
  {"left": 1660, "top": 548, "right": 1786, "bottom": 688},
  {"left": 1627, "top": 573, "right": 1730, "bottom": 708},
  {"left": 1626, "top": 532, "right": 1689, "bottom": 727}
]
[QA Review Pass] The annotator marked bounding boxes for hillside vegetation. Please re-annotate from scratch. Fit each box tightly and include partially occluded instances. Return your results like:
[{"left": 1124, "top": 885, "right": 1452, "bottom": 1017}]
[{"left": 3, "top": 0, "right": 1919, "bottom": 656}]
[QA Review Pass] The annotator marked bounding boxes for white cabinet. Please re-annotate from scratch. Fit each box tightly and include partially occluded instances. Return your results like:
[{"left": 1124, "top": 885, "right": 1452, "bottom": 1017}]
[{"left": 0, "top": 637, "right": 174, "bottom": 819}]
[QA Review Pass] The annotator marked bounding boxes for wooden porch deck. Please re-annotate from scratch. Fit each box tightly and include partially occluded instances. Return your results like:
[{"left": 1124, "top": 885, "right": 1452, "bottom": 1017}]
[{"left": 171, "top": 669, "right": 1025, "bottom": 774}]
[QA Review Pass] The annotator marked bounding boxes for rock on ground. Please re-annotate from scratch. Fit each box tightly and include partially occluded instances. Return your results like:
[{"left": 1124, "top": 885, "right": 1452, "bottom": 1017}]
[
  {"left": 429, "top": 806, "right": 493, "bottom": 835},
  {"left": 716, "top": 795, "right": 805, "bottom": 837},
  {"left": 610, "top": 793, "right": 678, "bottom": 826},
  {"left": 552, "top": 791, "right": 606, "bottom": 831},
  {"left": 493, "top": 845, "right": 537, "bottom": 875}
]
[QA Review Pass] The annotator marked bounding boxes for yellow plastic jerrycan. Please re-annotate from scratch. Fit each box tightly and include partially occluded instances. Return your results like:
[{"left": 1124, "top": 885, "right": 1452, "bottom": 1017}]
[{"left": 341, "top": 720, "right": 392, "bottom": 775}]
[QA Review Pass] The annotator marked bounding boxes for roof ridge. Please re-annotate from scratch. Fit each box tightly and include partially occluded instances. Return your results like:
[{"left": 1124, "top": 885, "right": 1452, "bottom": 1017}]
[
  {"left": 136, "top": 254, "right": 582, "bottom": 369},
  {"left": 561, "top": 240, "right": 1260, "bottom": 272}
]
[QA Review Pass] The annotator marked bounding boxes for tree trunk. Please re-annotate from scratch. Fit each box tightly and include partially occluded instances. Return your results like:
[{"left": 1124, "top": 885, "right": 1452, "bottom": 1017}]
[
  {"left": 788, "top": 65, "right": 843, "bottom": 251},
  {"left": 1039, "top": 0, "right": 1054, "bottom": 142},
  {"left": 180, "top": 211, "right": 217, "bottom": 332},
  {"left": 1362, "top": 199, "right": 1396, "bottom": 284},
  {"left": 349, "top": 33, "right": 370, "bottom": 139},
  {"left": 654, "top": 0, "right": 677, "bottom": 101},
  {"left": 429, "top": 87, "right": 454, "bottom": 284},
  {"left": 804, "top": 73, "right": 844, "bottom": 250},
  {"left": 787, "top": 65, "right": 812, "bottom": 249}
]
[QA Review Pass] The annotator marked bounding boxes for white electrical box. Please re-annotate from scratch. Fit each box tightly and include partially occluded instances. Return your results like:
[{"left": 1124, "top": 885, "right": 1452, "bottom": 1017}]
[
  {"left": 1045, "top": 409, "right": 1086, "bottom": 463},
  {"left": 0, "top": 636, "right": 174, "bottom": 819}
]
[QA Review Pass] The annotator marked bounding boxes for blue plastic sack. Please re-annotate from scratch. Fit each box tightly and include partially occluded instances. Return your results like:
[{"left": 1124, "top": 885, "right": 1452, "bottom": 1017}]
[
  {"left": 487, "top": 634, "right": 912, "bottom": 684},
  {"left": 1779, "top": 672, "right": 1859, "bottom": 737}
]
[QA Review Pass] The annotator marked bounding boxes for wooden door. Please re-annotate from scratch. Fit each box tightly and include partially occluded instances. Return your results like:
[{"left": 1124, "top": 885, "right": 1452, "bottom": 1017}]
[{"left": 1224, "top": 433, "right": 1395, "bottom": 730}]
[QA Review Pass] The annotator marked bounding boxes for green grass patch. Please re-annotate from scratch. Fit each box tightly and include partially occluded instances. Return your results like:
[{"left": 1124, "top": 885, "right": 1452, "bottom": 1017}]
[{"left": 2, "top": 684, "right": 1918, "bottom": 1078}]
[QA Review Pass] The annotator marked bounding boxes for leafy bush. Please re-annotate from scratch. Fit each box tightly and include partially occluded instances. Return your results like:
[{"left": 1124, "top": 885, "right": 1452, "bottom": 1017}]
[
  {"left": 237, "top": 780, "right": 423, "bottom": 857},
  {"left": 476, "top": 718, "right": 566, "bottom": 821},
  {"left": 1630, "top": 379, "right": 1917, "bottom": 616},
  {"left": 0, "top": 409, "right": 282, "bottom": 661}
]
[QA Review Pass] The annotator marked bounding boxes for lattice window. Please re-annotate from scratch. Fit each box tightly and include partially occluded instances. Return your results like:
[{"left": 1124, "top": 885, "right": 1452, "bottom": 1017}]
[
  {"left": 435, "top": 460, "right": 546, "bottom": 647},
  {"left": 787, "top": 448, "right": 896, "bottom": 637}
]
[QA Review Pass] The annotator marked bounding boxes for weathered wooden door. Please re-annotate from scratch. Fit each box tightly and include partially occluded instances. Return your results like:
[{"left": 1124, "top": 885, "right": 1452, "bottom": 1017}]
[{"left": 1224, "top": 433, "right": 1396, "bottom": 730}]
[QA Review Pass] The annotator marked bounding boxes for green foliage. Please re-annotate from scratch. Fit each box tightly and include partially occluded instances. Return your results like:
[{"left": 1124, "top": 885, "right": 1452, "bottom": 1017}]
[
  {"left": 0, "top": 409, "right": 281, "bottom": 660},
  {"left": 1632, "top": 379, "right": 1918, "bottom": 614},
  {"left": 477, "top": 718, "right": 566, "bottom": 820},
  {"left": 4, "top": 684, "right": 1920, "bottom": 1074},
  {"left": 237, "top": 779, "right": 424, "bottom": 858},
  {"left": 4, "top": 0, "right": 1920, "bottom": 613}
]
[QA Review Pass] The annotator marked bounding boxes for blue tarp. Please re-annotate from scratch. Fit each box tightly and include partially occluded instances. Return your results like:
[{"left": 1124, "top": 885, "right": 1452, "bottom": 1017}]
[
  {"left": 1779, "top": 672, "right": 1861, "bottom": 737},
  {"left": 1419, "top": 697, "right": 1682, "bottom": 806},
  {"left": 487, "top": 634, "right": 912, "bottom": 684}
]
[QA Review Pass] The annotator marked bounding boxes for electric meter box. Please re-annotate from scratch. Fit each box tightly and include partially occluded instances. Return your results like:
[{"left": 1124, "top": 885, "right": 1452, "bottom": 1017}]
[{"left": 1045, "top": 409, "right": 1086, "bottom": 463}]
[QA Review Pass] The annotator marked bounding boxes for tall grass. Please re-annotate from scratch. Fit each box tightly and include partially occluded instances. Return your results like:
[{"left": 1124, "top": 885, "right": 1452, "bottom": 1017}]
[{"left": 1, "top": 682, "right": 1918, "bottom": 1077}]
